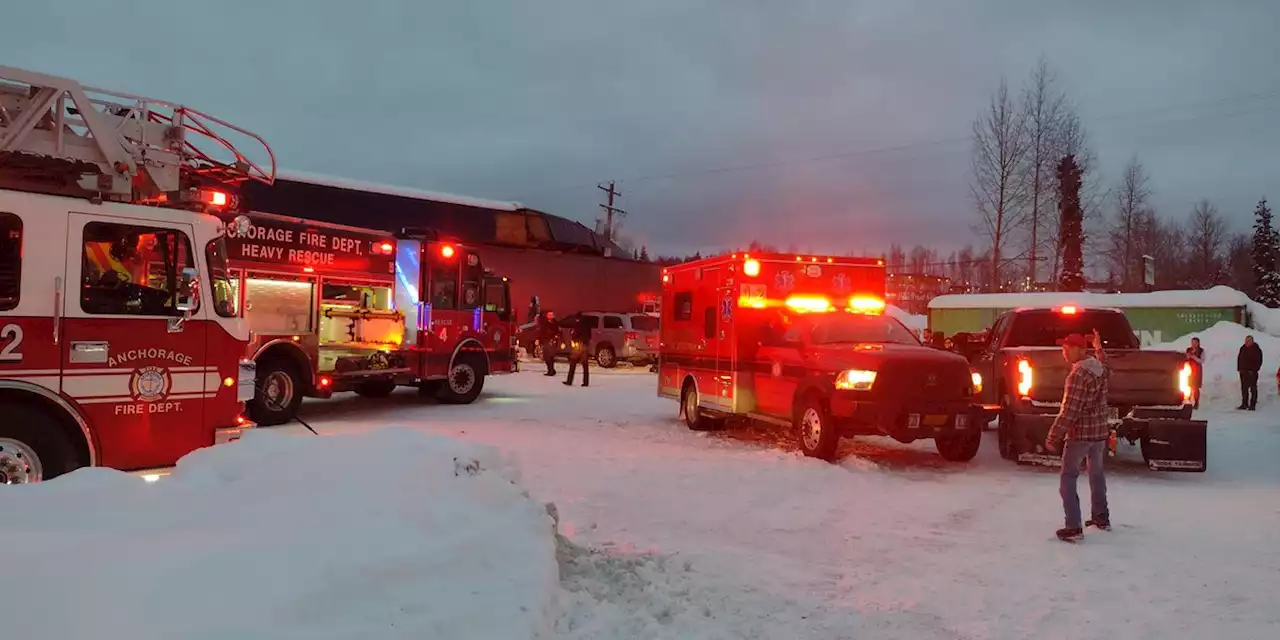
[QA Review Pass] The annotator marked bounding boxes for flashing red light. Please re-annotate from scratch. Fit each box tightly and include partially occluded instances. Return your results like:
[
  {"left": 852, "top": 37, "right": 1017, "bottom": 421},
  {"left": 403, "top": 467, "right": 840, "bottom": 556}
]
[
  {"left": 743, "top": 258, "right": 761, "bottom": 277},
  {"left": 378, "top": 242, "right": 394, "bottom": 254},
  {"left": 440, "top": 245, "right": 456, "bottom": 259},
  {"left": 1059, "top": 305, "right": 1078, "bottom": 315},
  {"left": 662, "top": 273, "right": 671, "bottom": 284},
  {"left": 302, "top": 266, "right": 315, "bottom": 273},
  {"left": 319, "top": 376, "right": 332, "bottom": 388},
  {"left": 625, "top": 331, "right": 639, "bottom": 341}
]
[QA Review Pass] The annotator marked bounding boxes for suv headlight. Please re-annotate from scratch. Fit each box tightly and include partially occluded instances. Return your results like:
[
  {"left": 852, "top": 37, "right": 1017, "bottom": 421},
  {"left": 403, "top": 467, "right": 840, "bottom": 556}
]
[{"left": 835, "top": 369, "right": 877, "bottom": 391}]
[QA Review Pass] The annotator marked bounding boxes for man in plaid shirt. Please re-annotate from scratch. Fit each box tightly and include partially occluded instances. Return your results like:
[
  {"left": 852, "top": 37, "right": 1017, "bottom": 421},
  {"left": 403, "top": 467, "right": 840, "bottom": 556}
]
[{"left": 1045, "top": 329, "right": 1111, "bottom": 542}]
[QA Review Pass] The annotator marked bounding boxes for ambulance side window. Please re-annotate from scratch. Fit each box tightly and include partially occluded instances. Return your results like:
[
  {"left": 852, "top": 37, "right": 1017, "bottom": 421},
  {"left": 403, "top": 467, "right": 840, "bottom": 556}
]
[
  {"left": 674, "top": 292, "right": 693, "bottom": 321},
  {"left": 0, "top": 213, "right": 21, "bottom": 311},
  {"left": 81, "top": 222, "right": 195, "bottom": 316}
]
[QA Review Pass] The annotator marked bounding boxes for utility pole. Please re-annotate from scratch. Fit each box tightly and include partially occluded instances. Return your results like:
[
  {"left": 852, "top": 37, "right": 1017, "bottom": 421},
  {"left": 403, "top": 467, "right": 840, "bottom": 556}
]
[{"left": 597, "top": 180, "right": 625, "bottom": 243}]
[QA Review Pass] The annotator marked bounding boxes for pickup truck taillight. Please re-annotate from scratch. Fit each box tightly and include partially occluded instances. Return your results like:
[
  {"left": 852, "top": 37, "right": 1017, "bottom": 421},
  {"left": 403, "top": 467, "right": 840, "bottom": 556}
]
[
  {"left": 970, "top": 371, "right": 983, "bottom": 394},
  {"left": 1178, "top": 362, "right": 1193, "bottom": 403},
  {"left": 624, "top": 331, "right": 639, "bottom": 341},
  {"left": 1016, "top": 359, "right": 1033, "bottom": 397}
]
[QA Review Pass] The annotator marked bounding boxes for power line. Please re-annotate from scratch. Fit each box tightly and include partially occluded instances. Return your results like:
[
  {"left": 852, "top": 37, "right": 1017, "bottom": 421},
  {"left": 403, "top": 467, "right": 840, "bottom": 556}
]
[{"left": 513, "top": 85, "right": 1280, "bottom": 199}]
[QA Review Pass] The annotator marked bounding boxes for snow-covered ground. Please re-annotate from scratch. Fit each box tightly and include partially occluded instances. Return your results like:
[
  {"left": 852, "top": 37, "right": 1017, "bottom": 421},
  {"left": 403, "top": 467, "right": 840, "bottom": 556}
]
[{"left": 6, "top": 359, "right": 1280, "bottom": 638}]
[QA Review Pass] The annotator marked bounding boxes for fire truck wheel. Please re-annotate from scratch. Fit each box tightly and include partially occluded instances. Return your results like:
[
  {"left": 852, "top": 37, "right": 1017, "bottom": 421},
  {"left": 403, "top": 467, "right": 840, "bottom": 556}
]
[
  {"left": 936, "top": 430, "right": 982, "bottom": 462},
  {"left": 0, "top": 404, "right": 78, "bottom": 484},
  {"left": 795, "top": 394, "right": 840, "bottom": 461},
  {"left": 595, "top": 345, "right": 617, "bottom": 369},
  {"left": 249, "top": 359, "right": 303, "bottom": 426},
  {"left": 356, "top": 379, "right": 398, "bottom": 398},
  {"left": 439, "top": 357, "right": 486, "bottom": 404}
]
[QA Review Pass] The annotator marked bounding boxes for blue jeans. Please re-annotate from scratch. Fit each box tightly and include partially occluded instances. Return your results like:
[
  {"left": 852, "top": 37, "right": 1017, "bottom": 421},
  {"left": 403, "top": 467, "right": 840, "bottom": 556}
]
[{"left": 1060, "top": 440, "right": 1108, "bottom": 529}]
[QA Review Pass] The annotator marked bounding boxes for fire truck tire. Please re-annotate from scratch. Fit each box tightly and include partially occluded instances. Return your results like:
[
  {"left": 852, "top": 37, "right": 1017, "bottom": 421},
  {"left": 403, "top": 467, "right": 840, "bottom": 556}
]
[
  {"left": 795, "top": 393, "right": 840, "bottom": 461},
  {"left": 0, "top": 404, "right": 79, "bottom": 484},
  {"left": 439, "top": 356, "right": 486, "bottom": 404},
  {"left": 248, "top": 359, "right": 304, "bottom": 426},
  {"left": 356, "top": 379, "right": 397, "bottom": 398},
  {"left": 935, "top": 430, "right": 982, "bottom": 462},
  {"left": 596, "top": 345, "right": 618, "bottom": 369}
]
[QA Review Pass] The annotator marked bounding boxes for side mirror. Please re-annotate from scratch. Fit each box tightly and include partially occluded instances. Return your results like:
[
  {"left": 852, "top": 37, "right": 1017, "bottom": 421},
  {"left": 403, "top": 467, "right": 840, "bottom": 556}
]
[{"left": 176, "top": 266, "right": 200, "bottom": 314}]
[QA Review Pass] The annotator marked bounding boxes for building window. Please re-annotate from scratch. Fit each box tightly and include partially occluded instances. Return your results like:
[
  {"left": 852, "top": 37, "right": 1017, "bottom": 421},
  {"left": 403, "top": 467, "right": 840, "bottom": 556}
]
[{"left": 0, "top": 213, "right": 21, "bottom": 311}]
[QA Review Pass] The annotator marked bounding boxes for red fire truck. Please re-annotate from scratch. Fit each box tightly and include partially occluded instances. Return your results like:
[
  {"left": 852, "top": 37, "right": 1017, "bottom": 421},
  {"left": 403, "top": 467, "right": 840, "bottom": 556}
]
[
  {"left": 0, "top": 65, "right": 266, "bottom": 483},
  {"left": 658, "top": 252, "right": 984, "bottom": 462},
  {"left": 224, "top": 211, "right": 518, "bottom": 425}
]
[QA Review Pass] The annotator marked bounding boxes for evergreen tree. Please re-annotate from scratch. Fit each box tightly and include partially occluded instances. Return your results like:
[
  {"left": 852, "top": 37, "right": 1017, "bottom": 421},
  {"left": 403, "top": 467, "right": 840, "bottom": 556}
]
[
  {"left": 1253, "top": 198, "right": 1280, "bottom": 306},
  {"left": 1056, "top": 154, "right": 1085, "bottom": 292},
  {"left": 639, "top": 246, "right": 650, "bottom": 262}
]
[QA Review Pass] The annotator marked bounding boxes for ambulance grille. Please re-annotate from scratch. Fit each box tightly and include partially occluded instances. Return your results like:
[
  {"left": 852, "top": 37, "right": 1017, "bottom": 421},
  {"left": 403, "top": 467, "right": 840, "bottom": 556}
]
[{"left": 874, "top": 360, "right": 970, "bottom": 402}]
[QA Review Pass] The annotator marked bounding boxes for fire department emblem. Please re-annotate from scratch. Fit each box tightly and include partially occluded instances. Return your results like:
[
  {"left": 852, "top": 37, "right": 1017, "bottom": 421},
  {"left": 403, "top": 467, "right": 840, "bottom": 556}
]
[
  {"left": 129, "top": 366, "right": 172, "bottom": 402},
  {"left": 775, "top": 271, "right": 796, "bottom": 292},
  {"left": 832, "top": 273, "right": 851, "bottom": 292},
  {"left": 368, "top": 352, "right": 390, "bottom": 370},
  {"left": 464, "top": 287, "right": 479, "bottom": 306},
  {"left": 804, "top": 265, "right": 822, "bottom": 277}
]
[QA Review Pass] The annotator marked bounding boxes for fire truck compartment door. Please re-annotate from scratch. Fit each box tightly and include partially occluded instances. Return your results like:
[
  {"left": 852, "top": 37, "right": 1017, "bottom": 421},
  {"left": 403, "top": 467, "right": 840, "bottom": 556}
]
[
  {"left": 394, "top": 238, "right": 423, "bottom": 346},
  {"left": 62, "top": 212, "right": 212, "bottom": 470}
]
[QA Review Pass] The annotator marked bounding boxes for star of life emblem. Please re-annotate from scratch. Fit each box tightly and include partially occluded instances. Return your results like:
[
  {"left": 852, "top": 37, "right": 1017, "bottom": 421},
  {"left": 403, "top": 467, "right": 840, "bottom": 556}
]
[
  {"left": 720, "top": 294, "right": 733, "bottom": 322},
  {"left": 832, "top": 273, "right": 851, "bottom": 292},
  {"left": 775, "top": 271, "right": 796, "bottom": 292}
]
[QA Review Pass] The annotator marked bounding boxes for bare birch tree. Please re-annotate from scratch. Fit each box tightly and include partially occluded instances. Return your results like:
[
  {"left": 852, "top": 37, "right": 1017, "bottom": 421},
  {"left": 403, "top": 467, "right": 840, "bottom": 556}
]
[
  {"left": 970, "top": 78, "right": 1030, "bottom": 291},
  {"left": 1018, "top": 58, "right": 1069, "bottom": 286},
  {"left": 1107, "top": 156, "right": 1151, "bottom": 290},
  {"left": 1186, "top": 199, "right": 1227, "bottom": 287}
]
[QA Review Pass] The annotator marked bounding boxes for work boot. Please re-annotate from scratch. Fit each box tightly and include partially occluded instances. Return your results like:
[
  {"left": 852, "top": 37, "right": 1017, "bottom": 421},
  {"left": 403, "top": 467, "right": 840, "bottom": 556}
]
[
  {"left": 1056, "top": 527, "right": 1083, "bottom": 542},
  {"left": 1086, "top": 518, "right": 1111, "bottom": 531}
]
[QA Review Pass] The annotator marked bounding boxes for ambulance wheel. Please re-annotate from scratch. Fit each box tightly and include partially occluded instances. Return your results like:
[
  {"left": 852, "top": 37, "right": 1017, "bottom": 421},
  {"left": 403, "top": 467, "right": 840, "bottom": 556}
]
[
  {"left": 681, "top": 381, "right": 723, "bottom": 431},
  {"left": 596, "top": 345, "right": 617, "bottom": 369},
  {"left": 439, "top": 356, "right": 486, "bottom": 404},
  {"left": 795, "top": 393, "right": 840, "bottom": 461},
  {"left": 0, "top": 404, "right": 78, "bottom": 484},
  {"left": 356, "top": 379, "right": 397, "bottom": 398},
  {"left": 936, "top": 430, "right": 982, "bottom": 462},
  {"left": 249, "top": 358, "right": 303, "bottom": 426}
]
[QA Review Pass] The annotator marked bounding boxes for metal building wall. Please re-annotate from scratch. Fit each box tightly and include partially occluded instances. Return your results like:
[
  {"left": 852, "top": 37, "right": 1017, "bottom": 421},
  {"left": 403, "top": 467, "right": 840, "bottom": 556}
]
[{"left": 474, "top": 246, "right": 662, "bottom": 322}]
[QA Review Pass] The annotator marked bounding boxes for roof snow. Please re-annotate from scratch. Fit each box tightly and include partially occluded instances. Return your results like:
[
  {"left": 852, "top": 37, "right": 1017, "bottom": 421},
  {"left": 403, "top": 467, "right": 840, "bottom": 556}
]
[
  {"left": 927, "top": 286, "right": 1254, "bottom": 310},
  {"left": 276, "top": 169, "right": 526, "bottom": 212}
]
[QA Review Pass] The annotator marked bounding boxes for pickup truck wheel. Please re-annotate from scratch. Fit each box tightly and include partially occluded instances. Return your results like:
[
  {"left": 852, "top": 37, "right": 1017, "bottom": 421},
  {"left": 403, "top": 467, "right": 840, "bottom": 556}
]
[
  {"left": 249, "top": 359, "right": 303, "bottom": 426},
  {"left": 796, "top": 394, "right": 840, "bottom": 462},
  {"left": 997, "top": 409, "right": 1017, "bottom": 461},
  {"left": 936, "top": 430, "right": 982, "bottom": 462},
  {"left": 681, "top": 382, "right": 724, "bottom": 431}
]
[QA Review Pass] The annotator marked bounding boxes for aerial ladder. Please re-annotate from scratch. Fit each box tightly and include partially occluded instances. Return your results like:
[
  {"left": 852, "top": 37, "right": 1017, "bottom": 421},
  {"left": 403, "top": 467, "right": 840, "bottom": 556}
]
[{"left": 0, "top": 65, "right": 275, "bottom": 208}]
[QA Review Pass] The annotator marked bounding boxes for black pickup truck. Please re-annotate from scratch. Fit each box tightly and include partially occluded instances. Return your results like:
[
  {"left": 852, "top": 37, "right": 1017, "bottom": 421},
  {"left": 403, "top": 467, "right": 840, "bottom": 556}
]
[{"left": 969, "top": 306, "right": 1208, "bottom": 472}]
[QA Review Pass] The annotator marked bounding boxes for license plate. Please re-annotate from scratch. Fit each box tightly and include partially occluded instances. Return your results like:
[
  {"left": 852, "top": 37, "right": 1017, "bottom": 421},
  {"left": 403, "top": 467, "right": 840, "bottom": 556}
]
[{"left": 924, "top": 414, "right": 949, "bottom": 426}]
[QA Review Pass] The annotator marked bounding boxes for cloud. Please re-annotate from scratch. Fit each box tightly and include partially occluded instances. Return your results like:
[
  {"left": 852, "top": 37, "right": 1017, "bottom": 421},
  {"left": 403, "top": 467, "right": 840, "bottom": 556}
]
[{"left": 4, "top": 0, "right": 1277, "bottom": 256}]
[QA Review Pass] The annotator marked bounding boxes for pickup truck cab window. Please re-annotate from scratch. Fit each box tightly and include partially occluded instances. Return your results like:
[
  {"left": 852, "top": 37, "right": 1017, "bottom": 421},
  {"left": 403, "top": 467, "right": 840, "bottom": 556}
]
[{"left": 1004, "top": 309, "right": 1139, "bottom": 349}]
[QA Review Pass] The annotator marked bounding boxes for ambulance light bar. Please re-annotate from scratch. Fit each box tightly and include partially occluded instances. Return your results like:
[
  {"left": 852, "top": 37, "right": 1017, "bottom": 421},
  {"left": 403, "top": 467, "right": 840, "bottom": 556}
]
[
  {"left": 847, "top": 296, "right": 886, "bottom": 315},
  {"left": 785, "top": 295, "right": 834, "bottom": 313}
]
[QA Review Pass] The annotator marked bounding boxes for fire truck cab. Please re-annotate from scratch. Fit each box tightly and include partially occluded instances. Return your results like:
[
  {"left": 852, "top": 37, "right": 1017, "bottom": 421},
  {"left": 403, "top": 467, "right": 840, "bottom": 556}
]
[
  {"left": 225, "top": 212, "right": 517, "bottom": 425},
  {"left": 0, "top": 65, "right": 266, "bottom": 483},
  {"left": 658, "top": 253, "right": 984, "bottom": 463}
]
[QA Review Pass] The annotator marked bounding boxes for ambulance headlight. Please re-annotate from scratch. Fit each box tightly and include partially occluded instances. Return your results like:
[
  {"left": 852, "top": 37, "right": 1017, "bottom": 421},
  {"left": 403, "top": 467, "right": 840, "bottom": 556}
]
[{"left": 834, "top": 369, "right": 877, "bottom": 391}]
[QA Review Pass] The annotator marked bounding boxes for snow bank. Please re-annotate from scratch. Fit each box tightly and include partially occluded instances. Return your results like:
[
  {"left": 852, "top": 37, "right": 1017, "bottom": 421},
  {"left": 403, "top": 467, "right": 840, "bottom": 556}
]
[
  {"left": 928, "top": 285, "right": 1253, "bottom": 310},
  {"left": 0, "top": 429, "right": 559, "bottom": 640},
  {"left": 1152, "top": 321, "right": 1279, "bottom": 408},
  {"left": 886, "top": 304, "right": 926, "bottom": 332}
]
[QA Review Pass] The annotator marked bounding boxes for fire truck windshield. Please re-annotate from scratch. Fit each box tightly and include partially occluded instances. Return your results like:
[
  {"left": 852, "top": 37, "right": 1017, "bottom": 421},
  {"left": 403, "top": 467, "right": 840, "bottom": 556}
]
[{"left": 808, "top": 314, "right": 919, "bottom": 346}]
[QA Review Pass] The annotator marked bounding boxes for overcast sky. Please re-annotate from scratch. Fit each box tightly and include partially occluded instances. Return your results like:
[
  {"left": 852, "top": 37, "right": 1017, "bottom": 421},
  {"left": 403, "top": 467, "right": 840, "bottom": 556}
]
[{"left": 5, "top": 0, "right": 1279, "bottom": 257}]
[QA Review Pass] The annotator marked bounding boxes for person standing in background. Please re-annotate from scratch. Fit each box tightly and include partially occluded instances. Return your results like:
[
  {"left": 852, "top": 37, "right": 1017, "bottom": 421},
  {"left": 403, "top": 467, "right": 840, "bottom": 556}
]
[
  {"left": 1237, "top": 335, "right": 1262, "bottom": 411},
  {"left": 1186, "top": 337, "right": 1204, "bottom": 410},
  {"left": 564, "top": 314, "right": 591, "bottom": 388},
  {"left": 537, "top": 311, "right": 560, "bottom": 376}
]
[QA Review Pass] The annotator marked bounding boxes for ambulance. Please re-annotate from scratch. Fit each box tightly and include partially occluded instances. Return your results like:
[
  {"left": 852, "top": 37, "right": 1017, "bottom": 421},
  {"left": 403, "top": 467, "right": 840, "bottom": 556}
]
[
  {"left": 658, "top": 252, "right": 984, "bottom": 462},
  {"left": 0, "top": 65, "right": 263, "bottom": 483},
  {"left": 222, "top": 211, "right": 518, "bottom": 425}
]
